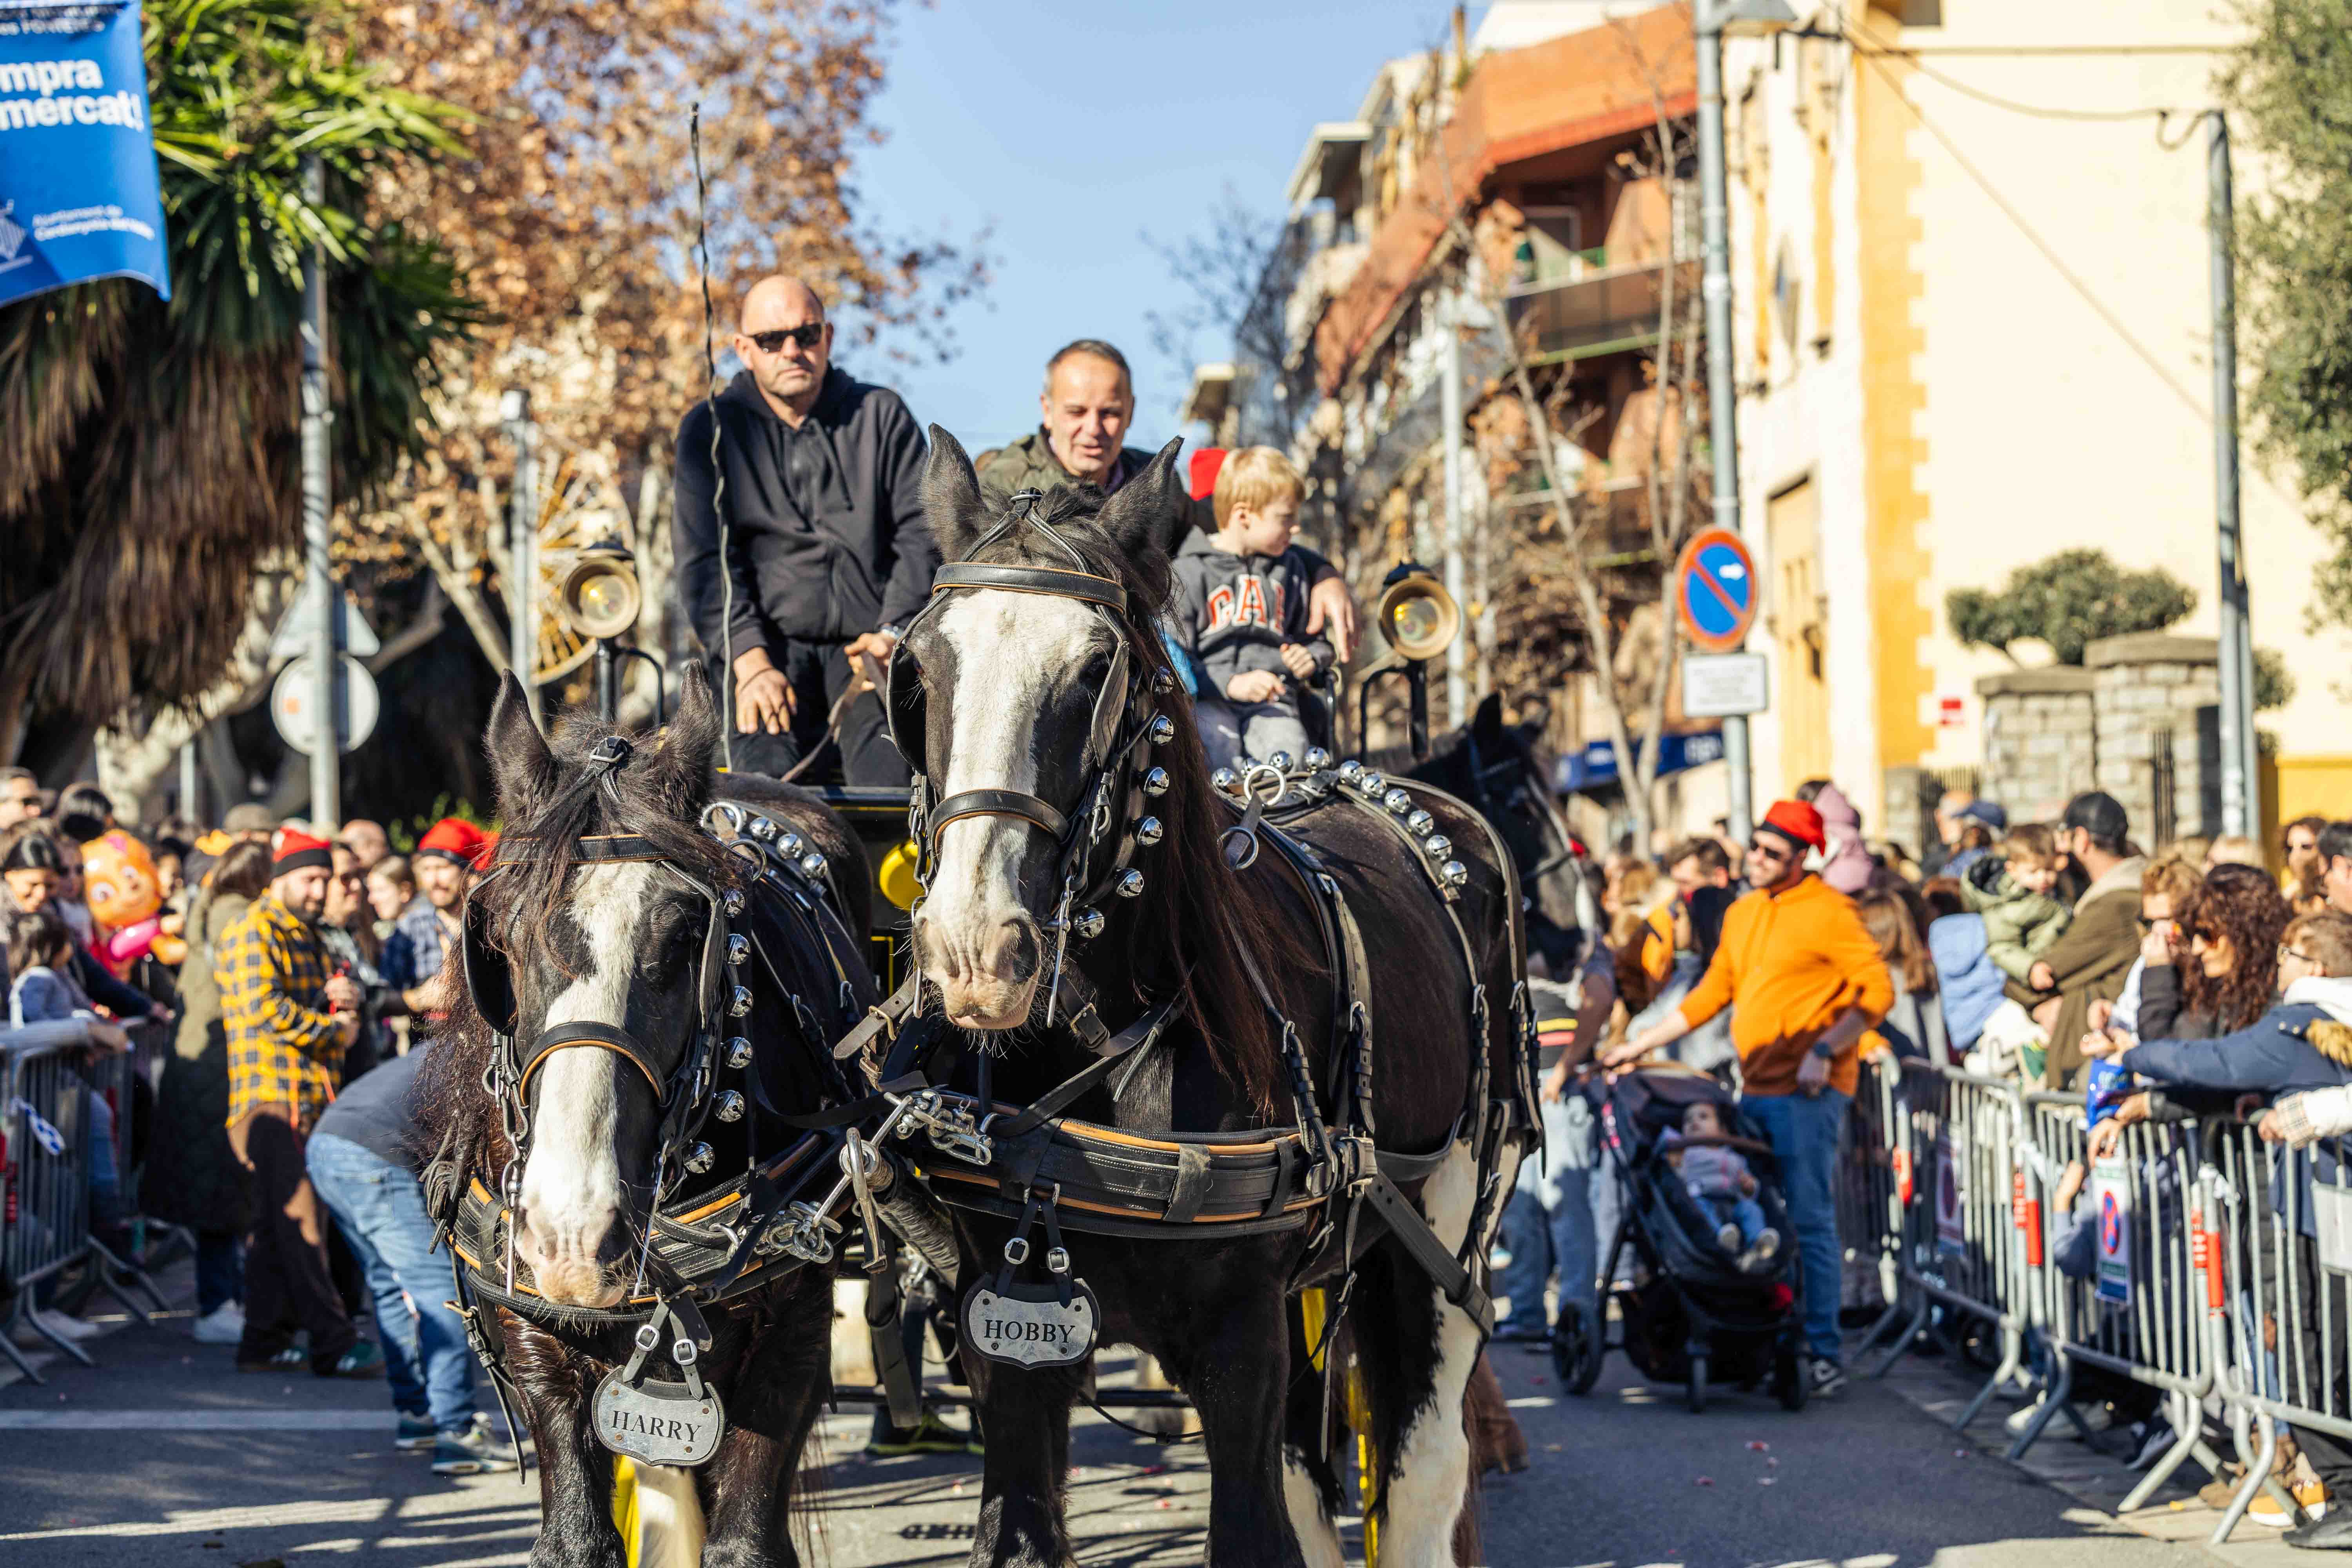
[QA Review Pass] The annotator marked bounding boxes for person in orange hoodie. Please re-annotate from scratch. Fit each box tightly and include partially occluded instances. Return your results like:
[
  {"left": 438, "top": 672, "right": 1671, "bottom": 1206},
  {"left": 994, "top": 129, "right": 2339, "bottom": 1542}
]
[{"left": 1602, "top": 798, "right": 1893, "bottom": 1397}]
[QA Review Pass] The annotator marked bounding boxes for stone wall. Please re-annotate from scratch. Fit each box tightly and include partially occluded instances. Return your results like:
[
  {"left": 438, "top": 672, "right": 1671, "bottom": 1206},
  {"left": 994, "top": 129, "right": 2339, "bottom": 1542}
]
[
  {"left": 1975, "top": 668, "right": 2097, "bottom": 820},
  {"left": 2087, "top": 633, "right": 2221, "bottom": 844}
]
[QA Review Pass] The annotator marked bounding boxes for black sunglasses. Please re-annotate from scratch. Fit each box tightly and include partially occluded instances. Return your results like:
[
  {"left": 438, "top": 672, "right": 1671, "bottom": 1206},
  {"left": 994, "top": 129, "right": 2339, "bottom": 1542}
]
[{"left": 745, "top": 324, "right": 824, "bottom": 354}]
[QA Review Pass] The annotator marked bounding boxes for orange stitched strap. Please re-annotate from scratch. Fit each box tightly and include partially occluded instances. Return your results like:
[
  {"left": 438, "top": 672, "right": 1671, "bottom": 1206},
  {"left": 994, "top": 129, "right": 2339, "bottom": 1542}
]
[{"left": 518, "top": 1034, "right": 665, "bottom": 1102}]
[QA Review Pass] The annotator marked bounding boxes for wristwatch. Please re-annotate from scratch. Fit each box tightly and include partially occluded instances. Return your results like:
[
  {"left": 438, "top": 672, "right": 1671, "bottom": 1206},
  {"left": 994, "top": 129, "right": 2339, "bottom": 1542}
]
[{"left": 1810, "top": 1037, "right": 1840, "bottom": 1060}]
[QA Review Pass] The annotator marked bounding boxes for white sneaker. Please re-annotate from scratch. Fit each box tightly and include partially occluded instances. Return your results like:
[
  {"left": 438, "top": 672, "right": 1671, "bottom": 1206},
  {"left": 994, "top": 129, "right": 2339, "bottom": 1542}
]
[
  {"left": 33, "top": 1308, "right": 101, "bottom": 1342},
  {"left": 1716, "top": 1222, "right": 1742, "bottom": 1252},
  {"left": 2005, "top": 1394, "right": 2112, "bottom": 1437},
  {"left": 192, "top": 1302, "right": 246, "bottom": 1346}
]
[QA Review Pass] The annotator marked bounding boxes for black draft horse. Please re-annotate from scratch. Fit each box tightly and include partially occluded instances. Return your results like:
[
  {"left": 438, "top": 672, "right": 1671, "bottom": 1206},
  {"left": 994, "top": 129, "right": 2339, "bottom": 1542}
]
[
  {"left": 894, "top": 431, "right": 1524, "bottom": 1565},
  {"left": 417, "top": 669, "right": 871, "bottom": 1568},
  {"left": 1371, "top": 693, "right": 1595, "bottom": 981}
]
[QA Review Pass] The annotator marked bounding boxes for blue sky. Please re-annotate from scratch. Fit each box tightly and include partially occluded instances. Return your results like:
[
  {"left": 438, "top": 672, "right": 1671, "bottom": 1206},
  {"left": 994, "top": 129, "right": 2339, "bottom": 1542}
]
[{"left": 837, "top": 1, "right": 1473, "bottom": 452}]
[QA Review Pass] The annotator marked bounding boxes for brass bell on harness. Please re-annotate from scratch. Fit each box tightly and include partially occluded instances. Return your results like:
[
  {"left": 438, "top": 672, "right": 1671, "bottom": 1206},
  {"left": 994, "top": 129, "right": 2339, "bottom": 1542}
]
[
  {"left": 713, "top": 1091, "right": 746, "bottom": 1123},
  {"left": 1147, "top": 714, "right": 1177, "bottom": 745},
  {"left": 1113, "top": 869, "right": 1146, "bottom": 899},
  {"left": 1151, "top": 668, "right": 1176, "bottom": 695},
  {"left": 684, "top": 1142, "right": 715, "bottom": 1174},
  {"left": 1210, "top": 767, "right": 1240, "bottom": 795},
  {"left": 722, "top": 889, "right": 746, "bottom": 917},
  {"left": 726, "top": 933, "right": 750, "bottom": 967},
  {"left": 1142, "top": 766, "right": 1171, "bottom": 796},
  {"left": 1071, "top": 907, "right": 1105, "bottom": 940},
  {"left": 1407, "top": 809, "right": 1436, "bottom": 837},
  {"left": 1135, "top": 816, "right": 1163, "bottom": 847},
  {"left": 730, "top": 985, "right": 755, "bottom": 1017},
  {"left": 1359, "top": 771, "right": 1387, "bottom": 795},
  {"left": 748, "top": 816, "right": 779, "bottom": 842},
  {"left": 1268, "top": 751, "right": 1293, "bottom": 772},
  {"left": 1383, "top": 788, "right": 1413, "bottom": 815},
  {"left": 799, "top": 852, "right": 828, "bottom": 880},
  {"left": 1424, "top": 834, "right": 1453, "bottom": 860},
  {"left": 1304, "top": 747, "right": 1332, "bottom": 771},
  {"left": 1440, "top": 860, "right": 1469, "bottom": 888},
  {"left": 1338, "top": 759, "right": 1363, "bottom": 780},
  {"left": 779, "top": 832, "right": 805, "bottom": 857},
  {"left": 726, "top": 1036, "right": 753, "bottom": 1069}
]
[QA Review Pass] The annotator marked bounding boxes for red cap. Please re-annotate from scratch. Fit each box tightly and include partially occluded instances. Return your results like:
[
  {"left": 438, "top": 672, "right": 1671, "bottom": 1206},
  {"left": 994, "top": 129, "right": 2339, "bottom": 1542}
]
[
  {"left": 272, "top": 828, "right": 333, "bottom": 877},
  {"left": 1757, "top": 799, "right": 1825, "bottom": 853},
  {"left": 415, "top": 817, "right": 490, "bottom": 868},
  {"left": 1187, "top": 448, "right": 1228, "bottom": 502}
]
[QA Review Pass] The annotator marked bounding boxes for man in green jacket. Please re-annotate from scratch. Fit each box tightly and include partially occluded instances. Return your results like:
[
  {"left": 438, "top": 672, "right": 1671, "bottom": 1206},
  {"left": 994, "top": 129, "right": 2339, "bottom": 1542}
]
[
  {"left": 978, "top": 339, "right": 1359, "bottom": 664},
  {"left": 2026, "top": 791, "right": 2146, "bottom": 1087}
]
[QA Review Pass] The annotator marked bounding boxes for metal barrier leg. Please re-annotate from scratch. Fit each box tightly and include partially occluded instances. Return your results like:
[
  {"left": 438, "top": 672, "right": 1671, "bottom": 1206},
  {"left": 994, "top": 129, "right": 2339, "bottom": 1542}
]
[
  {"left": 2214, "top": 1415, "right": 2284, "bottom": 1545},
  {"left": 1955, "top": 1320, "right": 2024, "bottom": 1432},
  {"left": 9, "top": 1287, "right": 96, "bottom": 1368},
  {"left": 2004, "top": 1356, "right": 2083, "bottom": 1461},
  {"left": 87, "top": 1236, "right": 169, "bottom": 1322},
  {"left": 1851, "top": 1293, "right": 1909, "bottom": 1361},
  {"left": 2119, "top": 1391, "right": 2206, "bottom": 1513},
  {"left": 1867, "top": 1293, "right": 1931, "bottom": 1379},
  {"left": 0, "top": 1296, "right": 46, "bottom": 1385}
]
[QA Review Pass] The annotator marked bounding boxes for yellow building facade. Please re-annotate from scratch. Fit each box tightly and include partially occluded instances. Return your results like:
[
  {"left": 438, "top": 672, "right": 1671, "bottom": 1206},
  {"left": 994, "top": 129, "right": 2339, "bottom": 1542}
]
[{"left": 1725, "top": 0, "right": 2352, "bottom": 846}]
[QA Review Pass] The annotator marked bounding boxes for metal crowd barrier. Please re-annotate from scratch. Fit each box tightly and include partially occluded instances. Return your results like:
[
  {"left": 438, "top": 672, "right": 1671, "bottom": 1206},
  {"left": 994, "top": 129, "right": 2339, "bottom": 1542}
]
[
  {"left": 0, "top": 1022, "right": 167, "bottom": 1384},
  {"left": 1854, "top": 1059, "right": 2033, "bottom": 1429},
  {"left": 1831, "top": 1056, "right": 2352, "bottom": 1544}
]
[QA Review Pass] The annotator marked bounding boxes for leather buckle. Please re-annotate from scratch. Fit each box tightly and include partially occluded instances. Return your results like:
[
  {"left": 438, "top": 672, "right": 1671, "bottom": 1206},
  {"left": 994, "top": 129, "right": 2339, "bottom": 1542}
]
[{"left": 1332, "top": 1134, "right": 1378, "bottom": 1197}]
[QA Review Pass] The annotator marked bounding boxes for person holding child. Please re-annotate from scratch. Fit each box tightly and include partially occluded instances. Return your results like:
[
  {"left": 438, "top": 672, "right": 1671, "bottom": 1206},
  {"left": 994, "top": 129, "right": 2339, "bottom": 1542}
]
[{"left": 1170, "top": 446, "right": 1334, "bottom": 768}]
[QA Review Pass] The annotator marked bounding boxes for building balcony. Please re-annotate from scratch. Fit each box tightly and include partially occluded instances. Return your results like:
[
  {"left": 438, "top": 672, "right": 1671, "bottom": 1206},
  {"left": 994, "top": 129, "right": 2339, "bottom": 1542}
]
[
  {"left": 1504, "top": 253, "right": 1698, "bottom": 366},
  {"left": 1499, "top": 471, "right": 1704, "bottom": 566}
]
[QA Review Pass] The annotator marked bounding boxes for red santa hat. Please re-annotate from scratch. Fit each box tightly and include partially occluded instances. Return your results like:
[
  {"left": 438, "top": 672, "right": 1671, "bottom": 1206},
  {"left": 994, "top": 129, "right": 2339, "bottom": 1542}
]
[
  {"left": 414, "top": 817, "right": 491, "bottom": 869},
  {"left": 271, "top": 828, "right": 334, "bottom": 877}
]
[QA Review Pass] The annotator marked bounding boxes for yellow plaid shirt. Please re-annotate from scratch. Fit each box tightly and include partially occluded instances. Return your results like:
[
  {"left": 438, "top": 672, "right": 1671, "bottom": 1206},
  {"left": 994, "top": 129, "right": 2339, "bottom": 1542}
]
[{"left": 219, "top": 891, "right": 346, "bottom": 1130}]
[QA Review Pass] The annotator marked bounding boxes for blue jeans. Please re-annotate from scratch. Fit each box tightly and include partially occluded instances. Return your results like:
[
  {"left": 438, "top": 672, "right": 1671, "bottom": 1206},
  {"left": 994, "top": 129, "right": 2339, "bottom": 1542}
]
[
  {"left": 1743, "top": 1087, "right": 1850, "bottom": 1362},
  {"left": 1495, "top": 1093, "right": 1602, "bottom": 1329},
  {"left": 306, "top": 1133, "right": 478, "bottom": 1434},
  {"left": 1704, "top": 1192, "right": 1768, "bottom": 1247}
]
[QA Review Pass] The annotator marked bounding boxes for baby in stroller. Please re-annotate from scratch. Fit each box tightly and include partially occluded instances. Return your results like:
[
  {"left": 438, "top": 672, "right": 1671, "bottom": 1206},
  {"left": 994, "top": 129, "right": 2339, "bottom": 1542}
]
[{"left": 1663, "top": 1101, "right": 1781, "bottom": 1272}]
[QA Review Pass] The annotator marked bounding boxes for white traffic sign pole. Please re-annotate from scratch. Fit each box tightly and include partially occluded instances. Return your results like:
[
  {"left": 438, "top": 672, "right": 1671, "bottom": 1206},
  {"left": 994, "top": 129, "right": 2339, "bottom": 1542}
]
[{"left": 299, "top": 153, "right": 340, "bottom": 832}]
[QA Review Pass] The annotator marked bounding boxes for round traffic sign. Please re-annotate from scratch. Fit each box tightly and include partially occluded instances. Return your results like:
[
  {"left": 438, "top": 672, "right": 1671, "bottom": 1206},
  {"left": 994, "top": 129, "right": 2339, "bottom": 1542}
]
[
  {"left": 271, "top": 653, "right": 380, "bottom": 755},
  {"left": 1673, "top": 527, "right": 1760, "bottom": 653}
]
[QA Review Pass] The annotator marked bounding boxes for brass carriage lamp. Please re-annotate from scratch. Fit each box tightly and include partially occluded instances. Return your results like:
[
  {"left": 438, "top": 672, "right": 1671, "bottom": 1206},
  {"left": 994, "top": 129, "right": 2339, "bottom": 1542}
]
[
  {"left": 557, "top": 537, "right": 659, "bottom": 722},
  {"left": 1357, "top": 564, "right": 1463, "bottom": 760}
]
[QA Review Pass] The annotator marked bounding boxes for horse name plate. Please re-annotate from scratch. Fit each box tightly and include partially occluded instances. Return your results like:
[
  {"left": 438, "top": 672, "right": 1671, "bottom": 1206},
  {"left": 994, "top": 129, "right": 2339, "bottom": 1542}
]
[
  {"left": 593, "top": 1370, "right": 726, "bottom": 1467},
  {"left": 962, "top": 1278, "right": 1099, "bottom": 1369}
]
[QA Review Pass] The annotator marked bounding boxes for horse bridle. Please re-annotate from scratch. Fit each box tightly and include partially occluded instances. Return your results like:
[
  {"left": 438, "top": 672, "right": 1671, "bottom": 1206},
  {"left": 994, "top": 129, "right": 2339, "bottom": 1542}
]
[
  {"left": 885, "top": 492, "right": 1180, "bottom": 993},
  {"left": 1462, "top": 730, "right": 1581, "bottom": 887}
]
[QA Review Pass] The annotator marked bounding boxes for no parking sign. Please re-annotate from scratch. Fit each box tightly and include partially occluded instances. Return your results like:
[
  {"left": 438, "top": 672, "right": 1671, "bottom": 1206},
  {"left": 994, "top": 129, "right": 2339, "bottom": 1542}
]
[{"left": 2092, "top": 1157, "right": 2132, "bottom": 1306}]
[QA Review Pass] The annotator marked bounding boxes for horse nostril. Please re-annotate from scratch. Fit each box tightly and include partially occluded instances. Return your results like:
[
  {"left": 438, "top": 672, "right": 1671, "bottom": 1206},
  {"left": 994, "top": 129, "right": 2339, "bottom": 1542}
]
[{"left": 983, "top": 918, "right": 1039, "bottom": 984}]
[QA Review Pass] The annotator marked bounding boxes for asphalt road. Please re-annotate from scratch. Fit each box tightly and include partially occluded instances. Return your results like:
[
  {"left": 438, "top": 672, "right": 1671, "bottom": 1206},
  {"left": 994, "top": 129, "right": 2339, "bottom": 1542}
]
[{"left": 0, "top": 1261, "right": 2227, "bottom": 1567}]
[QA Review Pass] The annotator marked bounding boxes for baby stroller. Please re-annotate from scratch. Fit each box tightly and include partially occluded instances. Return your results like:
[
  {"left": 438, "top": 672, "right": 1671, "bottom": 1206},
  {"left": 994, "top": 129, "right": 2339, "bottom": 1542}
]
[{"left": 1552, "top": 1064, "right": 1810, "bottom": 1412}]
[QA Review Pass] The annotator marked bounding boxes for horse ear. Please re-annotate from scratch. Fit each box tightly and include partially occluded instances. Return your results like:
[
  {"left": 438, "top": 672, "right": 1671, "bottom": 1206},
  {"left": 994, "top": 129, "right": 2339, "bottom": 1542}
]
[
  {"left": 1516, "top": 695, "right": 1552, "bottom": 738},
  {"left": 1094, "top": 437, "right": 1182, "bottom": 597},
  {"left": 1471, "top": 691, "right": 1508, "bottom": 748},
  {"left": 924, "top": 425, "right": 988, "bottom": 562},
  {"left": 485, "top": 671, "right": 557, "bottom": 820},
  {"left": 648, "top": 663, "right": 720, "bottom": 814}
]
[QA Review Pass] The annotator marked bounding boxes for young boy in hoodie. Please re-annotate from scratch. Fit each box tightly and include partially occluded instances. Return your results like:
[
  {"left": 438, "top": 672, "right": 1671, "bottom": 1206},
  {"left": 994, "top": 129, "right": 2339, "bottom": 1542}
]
[{"left": 1171, "top": 446, "right": 1333, "bottom": 769}]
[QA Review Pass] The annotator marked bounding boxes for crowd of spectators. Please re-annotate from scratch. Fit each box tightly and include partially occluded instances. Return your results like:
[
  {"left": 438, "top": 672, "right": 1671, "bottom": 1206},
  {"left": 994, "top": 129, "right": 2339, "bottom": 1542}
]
[
  {"left": 0, "top": 771, "right": 513, "bottom": 1477},
  {"left": 1501, "top": 769, "right": 2352, "bottom": 1542}
]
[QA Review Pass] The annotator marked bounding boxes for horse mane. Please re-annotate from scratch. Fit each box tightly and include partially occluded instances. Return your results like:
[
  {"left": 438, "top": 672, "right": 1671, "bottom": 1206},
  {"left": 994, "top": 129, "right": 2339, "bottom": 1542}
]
[
  {"left": 958, "top": 483, "right": 1310, "bottom": 1119},
  {"left": 1364, "top": 725, "right": 1471, "bottom": 779},
  {"left": 411, "top": 700, "right": 737, "bottom": 1191}
]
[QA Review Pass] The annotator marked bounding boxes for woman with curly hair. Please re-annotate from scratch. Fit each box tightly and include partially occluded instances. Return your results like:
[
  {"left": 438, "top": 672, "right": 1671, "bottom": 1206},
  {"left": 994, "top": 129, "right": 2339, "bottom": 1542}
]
[{"left": 2138, "top": 862, "right": 2290, "bottom": 1042}]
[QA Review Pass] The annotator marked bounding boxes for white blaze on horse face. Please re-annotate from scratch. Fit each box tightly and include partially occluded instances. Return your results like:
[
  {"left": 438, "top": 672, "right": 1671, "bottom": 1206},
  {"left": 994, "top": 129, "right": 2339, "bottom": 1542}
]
[
  {"left": 918, "top": 590, "right": 1102, "bottom": 1029},
  {"left": 515, "top": 862, "right": 657, "bottom": 1308}
]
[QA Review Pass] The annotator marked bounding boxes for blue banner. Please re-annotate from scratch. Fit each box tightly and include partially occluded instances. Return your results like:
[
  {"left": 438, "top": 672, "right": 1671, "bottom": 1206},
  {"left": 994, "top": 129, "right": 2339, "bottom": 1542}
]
[
  {"left": 1555, "top": 728, "right": 1726, "bottom": 794},
  {"left": 0, "top": 0, "right": 168, "bottom": 309}
]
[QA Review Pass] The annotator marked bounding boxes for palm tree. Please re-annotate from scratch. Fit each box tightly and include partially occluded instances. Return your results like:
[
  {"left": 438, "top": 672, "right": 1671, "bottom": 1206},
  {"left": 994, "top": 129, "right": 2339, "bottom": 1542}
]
[{"left": 0, "top": 0, "right": 480, "bottom": 772}]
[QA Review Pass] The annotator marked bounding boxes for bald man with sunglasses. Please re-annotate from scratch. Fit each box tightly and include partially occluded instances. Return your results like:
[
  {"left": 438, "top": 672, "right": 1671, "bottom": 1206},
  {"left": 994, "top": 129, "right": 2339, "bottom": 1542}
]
[{"left": 672, "top": 276, "right": 937, "bottom": 784}]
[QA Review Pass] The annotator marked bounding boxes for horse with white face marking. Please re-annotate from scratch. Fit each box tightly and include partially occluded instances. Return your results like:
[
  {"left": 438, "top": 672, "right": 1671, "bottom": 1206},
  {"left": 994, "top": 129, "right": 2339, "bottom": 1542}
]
[
  {"left": 893, "top": 430, "right": 1529, "bottom": 1566},
  {"left": 417, "top": 669, "right": 873, "bottom": 1568}
]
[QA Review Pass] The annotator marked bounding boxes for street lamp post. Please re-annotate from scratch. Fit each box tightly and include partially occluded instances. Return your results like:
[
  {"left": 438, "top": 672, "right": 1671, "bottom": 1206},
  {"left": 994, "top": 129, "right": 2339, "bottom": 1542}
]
[
  {"left": 2208, "top": 113, "right": 2258, "bottom": 838},
  {"left": 501, "top": 388, "right": 541, "bottom": 726},
  {"left": 1692, "top": 0, "right": 1794, "bottom": 844},
  {"left": 299, "top": 153, "right": 341, "bottom": 831}
]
